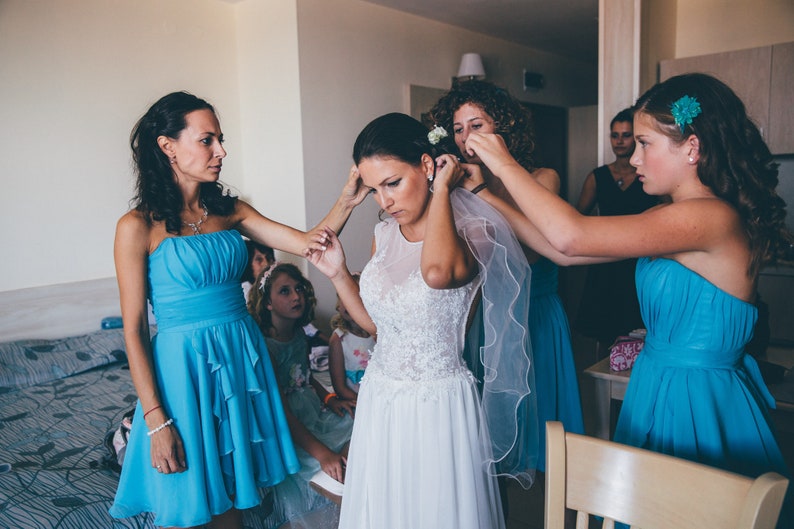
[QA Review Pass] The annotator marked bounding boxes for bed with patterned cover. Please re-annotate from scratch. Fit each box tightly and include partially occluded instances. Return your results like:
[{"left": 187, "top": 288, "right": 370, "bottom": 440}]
[{"left": 0, "top": 328, "right": 273, "bottom": 529}]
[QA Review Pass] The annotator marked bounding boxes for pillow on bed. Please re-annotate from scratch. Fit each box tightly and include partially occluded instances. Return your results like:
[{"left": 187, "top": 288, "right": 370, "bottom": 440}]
[{"left": 0, "top": 328, "right": 126, "bottom": 389}]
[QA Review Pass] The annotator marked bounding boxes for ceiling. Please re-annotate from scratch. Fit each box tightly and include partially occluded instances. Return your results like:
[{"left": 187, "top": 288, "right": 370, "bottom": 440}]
[{"left": 361, "top": 0, "right": 599, "bottom": 63}]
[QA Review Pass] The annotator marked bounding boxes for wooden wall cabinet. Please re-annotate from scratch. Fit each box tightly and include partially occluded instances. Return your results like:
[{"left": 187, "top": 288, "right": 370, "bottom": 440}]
[
  {"left": 660, "top": 42, "right": 794, "bottom": 154},
  {"left": 769, "top": 42, "right": 794, "bottom": 154}
]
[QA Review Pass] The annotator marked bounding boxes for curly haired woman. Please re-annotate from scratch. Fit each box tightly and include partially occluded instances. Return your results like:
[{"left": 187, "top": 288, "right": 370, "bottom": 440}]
[{"left": 431, "top": 80, "right": 585, "bottom": 477}]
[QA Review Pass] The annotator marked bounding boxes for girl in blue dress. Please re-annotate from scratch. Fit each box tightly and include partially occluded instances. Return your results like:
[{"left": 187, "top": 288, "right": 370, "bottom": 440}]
[
  {"left": 110, "top": 92, "right": 366, "bottom": 528},
  {"left": 459, "top": 73, "right": 793, "bottom": 527},
  {"left": 247, "top": 262, "right": 354, "bottom": 528}
]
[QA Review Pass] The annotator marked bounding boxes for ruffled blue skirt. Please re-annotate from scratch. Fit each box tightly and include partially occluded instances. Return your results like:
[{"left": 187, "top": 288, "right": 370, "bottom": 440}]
[{"left": 110, "top": 312, "right": 299, "bottom": 527}]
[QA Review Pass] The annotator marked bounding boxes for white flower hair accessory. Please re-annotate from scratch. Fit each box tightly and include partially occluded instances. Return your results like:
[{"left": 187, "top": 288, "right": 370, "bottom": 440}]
[
  {"left": 258, "top": 261, "right": 282, "bottom": 291},
  {"left": 427, "top": 125, "right": 448, "bottom": 145}
]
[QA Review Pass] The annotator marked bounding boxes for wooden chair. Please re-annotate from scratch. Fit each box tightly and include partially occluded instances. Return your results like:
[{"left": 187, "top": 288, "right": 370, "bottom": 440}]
[{"left": 545, "top": 421, "right": 789, "bottom": 529}]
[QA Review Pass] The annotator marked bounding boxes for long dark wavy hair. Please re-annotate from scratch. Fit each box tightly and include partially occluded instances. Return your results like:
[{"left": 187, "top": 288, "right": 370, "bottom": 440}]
[
  {"left": 634, "top": 73, "right": 792, "bottom": 276},
  {"left": 429, "top": 79, "right": 536, "bottom": 172},
  {"left": 130, "top": 91, "right": 236, "bottom": 234},
  {"left": 247, "top": 263, "right": 317, "bottom": 336}
]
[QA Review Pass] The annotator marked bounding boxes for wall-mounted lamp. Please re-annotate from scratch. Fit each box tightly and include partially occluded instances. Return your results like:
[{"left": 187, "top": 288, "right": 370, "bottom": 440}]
[{"left": 455, "top": 53, "right": 486, "bottom": 82}]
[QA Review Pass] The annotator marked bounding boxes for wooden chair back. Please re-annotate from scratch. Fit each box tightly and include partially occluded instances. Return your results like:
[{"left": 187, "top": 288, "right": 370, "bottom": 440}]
[{"left": 544, "top": 421, "right": 788, "bottom": 529}]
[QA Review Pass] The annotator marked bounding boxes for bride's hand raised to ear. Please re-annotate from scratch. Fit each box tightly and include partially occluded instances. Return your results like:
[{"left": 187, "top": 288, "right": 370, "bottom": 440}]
[
  {"left": 340, "top": 165, "right": 370, "bottom": 208},
  {"left": 432, "top": 154, "right": 465, "bottom": 193},
  {"left": 304, "top": 227, "right": 348, "bottom": 281},
  {"left": 464, "top": 132, "right": 523, "bottom": 175}
]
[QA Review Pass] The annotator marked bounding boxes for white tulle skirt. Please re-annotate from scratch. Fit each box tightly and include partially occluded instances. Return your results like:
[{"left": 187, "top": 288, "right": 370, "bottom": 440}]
[{"left": 338, "top": 369, "right": 505, "bottom": 529}]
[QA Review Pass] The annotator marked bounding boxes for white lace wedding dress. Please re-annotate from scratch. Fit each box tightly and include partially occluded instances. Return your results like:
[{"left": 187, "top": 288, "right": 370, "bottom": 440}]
[{"left": 337, "top": 214, "right": 507, "bottom": 529}]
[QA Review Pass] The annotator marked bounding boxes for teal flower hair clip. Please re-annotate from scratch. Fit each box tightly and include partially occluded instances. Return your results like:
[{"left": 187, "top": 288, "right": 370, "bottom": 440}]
[{"left": 670, "top": 95, "right": 702, "bottom": 133}]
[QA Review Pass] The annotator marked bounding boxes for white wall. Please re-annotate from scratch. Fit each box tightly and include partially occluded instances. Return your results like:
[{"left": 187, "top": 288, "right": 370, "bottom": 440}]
[
  {"left": 235, "top": 0, "right": 307, "bottom": 235},
  {"left": 0, "top": 0, "right": 599, "bottom": 335},
  {"left": 0, "top": 0, "right": 242, "bottom": 292}
]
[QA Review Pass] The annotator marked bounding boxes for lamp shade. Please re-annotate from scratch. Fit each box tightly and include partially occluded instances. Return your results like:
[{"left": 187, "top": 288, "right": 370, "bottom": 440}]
[{"left": 457, "top": 53, "right": 485, "bottom": 79}]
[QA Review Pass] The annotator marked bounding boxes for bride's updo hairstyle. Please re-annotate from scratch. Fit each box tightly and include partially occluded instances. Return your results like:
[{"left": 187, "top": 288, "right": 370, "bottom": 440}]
[{"left": 353, "top": 112, "right": 443, "bottom": 167}]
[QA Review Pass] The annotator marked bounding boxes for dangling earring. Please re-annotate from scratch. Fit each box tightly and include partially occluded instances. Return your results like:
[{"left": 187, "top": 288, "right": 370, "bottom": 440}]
[{"left": 427, "top": 173, "right": 434, "bottom": 182}]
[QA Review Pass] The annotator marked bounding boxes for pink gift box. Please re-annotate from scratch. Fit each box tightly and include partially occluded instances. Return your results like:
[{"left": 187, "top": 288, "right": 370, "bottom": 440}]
[{"left": 609, "top": 336, "right": 644, "bottom": 372}]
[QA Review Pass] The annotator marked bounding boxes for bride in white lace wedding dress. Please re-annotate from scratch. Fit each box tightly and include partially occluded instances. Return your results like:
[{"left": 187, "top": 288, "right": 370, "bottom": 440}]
[{"left": 307, "top": 113, "right": 536, "bottom": 529}]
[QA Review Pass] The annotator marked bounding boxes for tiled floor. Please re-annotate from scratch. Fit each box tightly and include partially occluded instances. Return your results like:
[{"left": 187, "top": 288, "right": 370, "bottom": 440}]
[{"left": 504, "top": 478, "right": 545, "bottom": 529}]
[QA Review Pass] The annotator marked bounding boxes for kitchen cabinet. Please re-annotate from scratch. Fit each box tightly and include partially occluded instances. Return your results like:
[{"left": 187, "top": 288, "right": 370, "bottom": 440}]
[
  {"left": 660, "top": 42, "right": 794, "bottom": 154},
  {"left": 769, "top": 42, "right": 794, "bottom": 154}
]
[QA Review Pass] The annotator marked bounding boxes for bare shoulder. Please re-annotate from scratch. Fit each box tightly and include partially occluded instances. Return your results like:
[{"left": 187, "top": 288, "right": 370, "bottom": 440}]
[
  {"left": 227, "top": 198, "right": 263, "bottom": 226},
  {"left": 662, "top": 198, "right": 751, "bottom": 292},
  {"left": 664, "top": 197, "right": 740, "bottom": 225},
  {"left": 116, "top": 210, "right": 150, "bottom": 239},
  {"left": 531, "top": 167, "right": 561, "bottom": 193},
  {"left": 233, "top": 198, "right": 255, "bottom": 214},
  {"left": 641, "top": 198, "right": 742, "bottom": 247}
]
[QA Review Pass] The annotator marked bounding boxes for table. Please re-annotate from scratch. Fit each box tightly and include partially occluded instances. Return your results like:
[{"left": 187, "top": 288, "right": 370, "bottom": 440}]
[
  {"left": 583, "top": 357, "right": 631, "bottom": 440},
  {"left": 583, "top": 346, "right": 794, "bottom": 440}
]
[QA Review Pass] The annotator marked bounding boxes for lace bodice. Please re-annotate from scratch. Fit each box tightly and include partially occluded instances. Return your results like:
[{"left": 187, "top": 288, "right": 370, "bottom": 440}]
[{"left": 359, "top": 218, "right": 481, "bottom": 382}]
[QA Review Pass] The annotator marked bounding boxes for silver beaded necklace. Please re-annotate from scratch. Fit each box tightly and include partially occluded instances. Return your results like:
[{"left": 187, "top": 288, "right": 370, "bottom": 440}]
[{"left": 183, "top": 202, "right": 208, "bottom": 235}]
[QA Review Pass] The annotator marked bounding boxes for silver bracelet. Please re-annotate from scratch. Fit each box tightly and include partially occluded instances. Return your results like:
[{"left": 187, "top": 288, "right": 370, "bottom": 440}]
[{"left": 147, "top": 417, "right": 174, "bottom": 437}]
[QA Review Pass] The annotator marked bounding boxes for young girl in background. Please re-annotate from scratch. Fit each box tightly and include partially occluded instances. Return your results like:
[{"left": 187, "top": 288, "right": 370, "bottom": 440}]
[
  {"left": 328, "top": 273, "right": 374, "bottom": 401},
  {"left": 241, "top": 239, "right": 275, "bottom": 302},
  {"left": 248, "top": 262, "right": 354, "bottom": 528},
  {"left": 460, "top": 73, "right": 792, "bottom": 527}
]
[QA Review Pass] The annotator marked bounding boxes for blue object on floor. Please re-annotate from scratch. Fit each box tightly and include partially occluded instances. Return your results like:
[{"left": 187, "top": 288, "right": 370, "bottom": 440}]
[{"left": 101, "top": 316, "right": 124, "bottom": 330}]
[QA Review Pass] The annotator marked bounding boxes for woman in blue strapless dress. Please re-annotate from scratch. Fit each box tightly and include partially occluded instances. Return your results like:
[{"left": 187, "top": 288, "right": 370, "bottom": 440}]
[
  {"left": 460, "top": 73, "right": 793, "bottom": 527},
  {"left": 110, "top": 92, "right": 366, "bottom": 528}
]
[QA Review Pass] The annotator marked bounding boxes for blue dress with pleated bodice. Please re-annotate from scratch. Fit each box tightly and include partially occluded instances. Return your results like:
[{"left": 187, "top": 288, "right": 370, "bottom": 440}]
[
  {"left": 615, "top": 257, "right": 790, "bottom": 526},
  {"left": 110, "top": 230, "right": 299, "bottom": 528}
]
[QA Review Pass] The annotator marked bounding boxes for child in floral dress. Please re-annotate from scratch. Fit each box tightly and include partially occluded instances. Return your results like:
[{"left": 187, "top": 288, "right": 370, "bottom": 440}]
[{"left": 247, "top": 262, "right": 354, "bottom": 528}]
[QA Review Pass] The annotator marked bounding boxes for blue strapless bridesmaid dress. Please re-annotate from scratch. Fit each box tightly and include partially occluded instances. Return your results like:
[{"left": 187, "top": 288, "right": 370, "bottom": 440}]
[
  {"left": 110, "top": 230, "right": 299, "bottom": 528},
  {"left": 615, "top": 257, "right": 790, "bottom": 526},
  {"left": 529, "top": 258, "right": 584, "bottom": 472}
]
